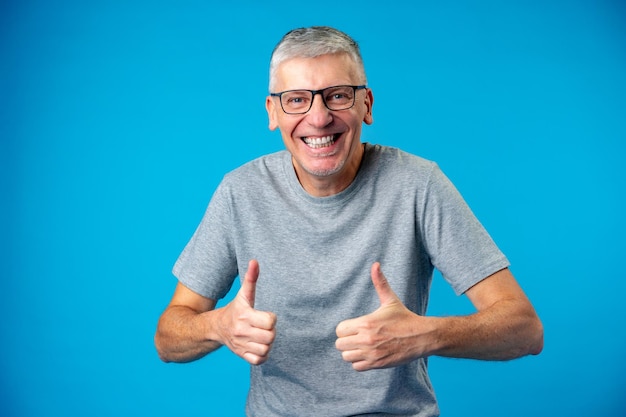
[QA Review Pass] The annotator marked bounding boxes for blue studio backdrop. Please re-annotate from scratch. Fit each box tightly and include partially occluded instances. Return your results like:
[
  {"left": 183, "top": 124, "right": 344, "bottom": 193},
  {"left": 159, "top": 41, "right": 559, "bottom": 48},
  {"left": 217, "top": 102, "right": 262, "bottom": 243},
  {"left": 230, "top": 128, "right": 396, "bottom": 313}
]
[{"left": 2, "top": 1, "right": 625, "bottom": 416}]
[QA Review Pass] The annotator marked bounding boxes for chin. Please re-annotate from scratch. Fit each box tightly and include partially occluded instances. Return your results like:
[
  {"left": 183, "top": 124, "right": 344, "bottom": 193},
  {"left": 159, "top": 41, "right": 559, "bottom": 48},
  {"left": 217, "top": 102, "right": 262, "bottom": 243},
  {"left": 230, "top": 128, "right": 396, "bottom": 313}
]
[{"left": 302, "top": 160, "right": 345, "bottom": 178}]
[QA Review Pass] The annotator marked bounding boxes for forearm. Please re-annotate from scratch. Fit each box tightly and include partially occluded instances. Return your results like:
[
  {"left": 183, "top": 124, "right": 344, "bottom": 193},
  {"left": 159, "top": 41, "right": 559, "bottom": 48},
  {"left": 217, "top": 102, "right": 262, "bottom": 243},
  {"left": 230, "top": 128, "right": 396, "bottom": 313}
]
[
  {"left": 428, "top": 298, "right": 543, "bottom": 360},
  {"left": 155, "top": 305, "right": 223, "bottom": 363}
]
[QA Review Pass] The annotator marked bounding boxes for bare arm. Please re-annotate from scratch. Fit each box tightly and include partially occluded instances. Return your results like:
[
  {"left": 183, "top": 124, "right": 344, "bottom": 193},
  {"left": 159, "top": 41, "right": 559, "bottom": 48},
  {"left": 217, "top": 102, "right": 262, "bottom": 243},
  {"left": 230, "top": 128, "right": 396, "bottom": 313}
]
[
  {"left": 154, "top": 283, "right": 221, "bottom": 363},
  {"left": 430, "top": 267, "right": 543, "bottom": 360},
  {"left": 155, "top": 260, "right": 277, "bottom": 364},
  {"left": 336, "top": 264, "right": 543, "bottom": 371}
]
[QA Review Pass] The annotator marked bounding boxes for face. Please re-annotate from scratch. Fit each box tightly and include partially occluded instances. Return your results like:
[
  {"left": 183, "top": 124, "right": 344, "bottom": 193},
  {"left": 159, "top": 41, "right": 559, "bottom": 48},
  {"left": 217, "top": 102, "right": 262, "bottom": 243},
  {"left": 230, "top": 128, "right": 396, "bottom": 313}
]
[{"left": 266, "top": 53, "right": 374, "bottom": 196}]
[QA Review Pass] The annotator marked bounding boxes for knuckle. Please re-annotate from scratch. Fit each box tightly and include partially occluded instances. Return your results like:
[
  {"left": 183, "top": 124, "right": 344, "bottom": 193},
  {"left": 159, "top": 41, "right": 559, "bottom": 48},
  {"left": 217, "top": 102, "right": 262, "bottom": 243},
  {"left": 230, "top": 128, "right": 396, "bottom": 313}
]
[
  {"left": 267, "top": 312, "right": 277, "bottom": 324},
  {"left": 258, "top": 345, "right": 270, "bottom": 357},
  {"left": 362, "top": 333, "right": 378, "bottom": 346},
  {"left": 247, "top": 354, "right": 262, "bottom": 365},
  {"left": 231, "top": 322, "right": 249, "bottom": 338},
  {"left": 358, "top": 320, "right": 376, "bottom": 332}
]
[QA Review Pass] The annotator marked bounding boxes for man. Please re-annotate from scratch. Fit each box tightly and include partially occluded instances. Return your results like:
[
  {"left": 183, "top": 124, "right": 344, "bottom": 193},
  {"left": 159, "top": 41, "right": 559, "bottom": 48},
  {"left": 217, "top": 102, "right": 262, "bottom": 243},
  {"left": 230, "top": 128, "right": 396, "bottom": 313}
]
[{"left": 155, "top": 26, "right": 543, "bottom": 416}]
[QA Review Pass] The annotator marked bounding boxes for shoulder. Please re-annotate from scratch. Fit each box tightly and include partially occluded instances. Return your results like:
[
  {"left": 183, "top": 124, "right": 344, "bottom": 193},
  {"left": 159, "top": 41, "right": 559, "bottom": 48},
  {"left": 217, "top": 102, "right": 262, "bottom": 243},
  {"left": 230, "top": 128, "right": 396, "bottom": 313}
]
[{"left": 365, "top": 143, "right": 439, "bottom": 185}]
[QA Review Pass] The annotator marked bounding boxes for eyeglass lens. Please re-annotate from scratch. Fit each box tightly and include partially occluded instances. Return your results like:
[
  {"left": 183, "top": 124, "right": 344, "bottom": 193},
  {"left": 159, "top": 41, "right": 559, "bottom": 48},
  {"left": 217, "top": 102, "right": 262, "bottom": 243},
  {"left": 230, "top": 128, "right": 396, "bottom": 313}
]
[{"left": 281, "top": 86, "right": 357, "bottom": 114}]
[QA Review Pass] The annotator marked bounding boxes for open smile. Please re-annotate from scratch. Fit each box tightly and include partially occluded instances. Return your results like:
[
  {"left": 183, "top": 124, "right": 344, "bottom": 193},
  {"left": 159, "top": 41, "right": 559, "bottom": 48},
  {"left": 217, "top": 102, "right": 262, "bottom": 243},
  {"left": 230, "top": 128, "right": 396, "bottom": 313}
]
[{"left": 301, "top": 134, "right": 339, "bottom": 149}]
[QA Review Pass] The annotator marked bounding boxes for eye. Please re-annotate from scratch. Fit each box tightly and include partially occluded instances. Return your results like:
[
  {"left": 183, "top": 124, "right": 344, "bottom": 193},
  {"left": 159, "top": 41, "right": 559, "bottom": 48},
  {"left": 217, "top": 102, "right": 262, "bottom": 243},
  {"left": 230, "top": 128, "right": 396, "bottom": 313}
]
[
  {"left": 325, "top": 88, "right": 353, "bottom": 104},
  {"left": 283, "top": 92, "right": 311, "bottom": 108}
]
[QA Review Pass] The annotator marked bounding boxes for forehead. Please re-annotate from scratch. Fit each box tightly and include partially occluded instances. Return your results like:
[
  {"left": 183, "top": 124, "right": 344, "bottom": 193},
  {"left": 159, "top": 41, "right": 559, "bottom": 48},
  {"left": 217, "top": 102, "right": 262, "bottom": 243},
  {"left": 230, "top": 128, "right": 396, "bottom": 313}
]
[{"left": 274, "top": 53, "right": 360, "bottom": 91}]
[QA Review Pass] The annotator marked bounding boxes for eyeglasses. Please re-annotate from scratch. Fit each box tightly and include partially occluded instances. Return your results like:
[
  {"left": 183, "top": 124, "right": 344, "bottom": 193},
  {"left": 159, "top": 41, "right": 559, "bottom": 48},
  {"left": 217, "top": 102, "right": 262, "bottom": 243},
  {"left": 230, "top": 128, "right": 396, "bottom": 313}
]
[{"left": 270, "top": 85, "right": 367, "bottom": 115}]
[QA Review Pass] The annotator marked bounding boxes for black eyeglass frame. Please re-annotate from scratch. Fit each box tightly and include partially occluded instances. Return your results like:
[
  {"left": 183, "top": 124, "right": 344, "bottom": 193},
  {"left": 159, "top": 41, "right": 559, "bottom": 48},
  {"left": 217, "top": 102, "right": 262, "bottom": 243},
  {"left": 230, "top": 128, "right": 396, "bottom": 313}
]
[{"left": 270, "top": 85, "right": 367, "bottom": 114}]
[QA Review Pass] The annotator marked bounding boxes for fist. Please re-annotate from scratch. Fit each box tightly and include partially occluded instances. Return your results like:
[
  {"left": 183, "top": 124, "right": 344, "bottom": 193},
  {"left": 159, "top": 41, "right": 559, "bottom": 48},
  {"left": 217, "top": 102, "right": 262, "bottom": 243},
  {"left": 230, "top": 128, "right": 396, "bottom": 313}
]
[
  {"left": 335, "top": 263, "right": 422, "bottom": 371},
  {"left": 219, "top": 260, "right": 277, "bottom": 365}
]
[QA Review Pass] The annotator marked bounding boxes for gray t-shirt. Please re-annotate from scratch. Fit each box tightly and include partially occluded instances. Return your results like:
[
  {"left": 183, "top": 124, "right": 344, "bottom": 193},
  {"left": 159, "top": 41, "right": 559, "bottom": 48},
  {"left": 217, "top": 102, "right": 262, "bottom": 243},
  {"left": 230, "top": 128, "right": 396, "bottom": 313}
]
[{"left": 173, "top": 143, "right": 509, "bottom": 417}]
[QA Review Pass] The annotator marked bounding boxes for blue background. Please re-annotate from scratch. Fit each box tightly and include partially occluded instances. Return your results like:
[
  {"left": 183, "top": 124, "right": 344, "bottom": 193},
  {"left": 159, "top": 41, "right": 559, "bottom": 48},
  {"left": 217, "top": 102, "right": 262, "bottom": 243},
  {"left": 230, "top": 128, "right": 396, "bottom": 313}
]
[{"left": 2, "top": 0, "right": 625, "bottom": 416}]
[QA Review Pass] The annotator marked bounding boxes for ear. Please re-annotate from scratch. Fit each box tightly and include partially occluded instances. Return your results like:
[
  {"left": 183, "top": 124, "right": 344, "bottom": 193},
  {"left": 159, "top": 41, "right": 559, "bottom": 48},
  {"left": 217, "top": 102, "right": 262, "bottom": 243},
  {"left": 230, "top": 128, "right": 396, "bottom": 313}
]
[
  {"left": 363, "top": 88, "right": 374, "bottom": 125},
  {"left": 266, "top": 96, "right": 279, "bottom": 131}
]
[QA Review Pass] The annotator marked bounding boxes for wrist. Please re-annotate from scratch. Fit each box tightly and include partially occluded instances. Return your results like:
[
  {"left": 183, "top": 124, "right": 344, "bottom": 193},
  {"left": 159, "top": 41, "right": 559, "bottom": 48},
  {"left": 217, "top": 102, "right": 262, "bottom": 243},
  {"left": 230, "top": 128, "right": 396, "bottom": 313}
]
[{"left": 198, "top": 307, "right": 226, "bottom": 347}]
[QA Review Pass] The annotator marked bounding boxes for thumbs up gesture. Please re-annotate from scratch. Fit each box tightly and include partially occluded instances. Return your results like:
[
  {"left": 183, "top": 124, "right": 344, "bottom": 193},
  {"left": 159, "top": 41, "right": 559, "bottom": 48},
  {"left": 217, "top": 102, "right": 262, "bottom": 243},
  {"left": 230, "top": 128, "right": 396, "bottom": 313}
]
[
  {"left": 217, "top": 260, "right": 277, "bottom": 365},
  {"left": 335, "top": 263, "right": 431, "bottom": 371}
]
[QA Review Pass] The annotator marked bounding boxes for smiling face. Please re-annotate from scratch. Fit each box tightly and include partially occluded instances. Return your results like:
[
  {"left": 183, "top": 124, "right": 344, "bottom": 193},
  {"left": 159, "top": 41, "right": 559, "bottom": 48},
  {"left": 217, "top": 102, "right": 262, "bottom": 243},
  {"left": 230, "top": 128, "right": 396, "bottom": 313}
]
[{"left": 266, "top": 53, "right": 373, "bottom": 197}]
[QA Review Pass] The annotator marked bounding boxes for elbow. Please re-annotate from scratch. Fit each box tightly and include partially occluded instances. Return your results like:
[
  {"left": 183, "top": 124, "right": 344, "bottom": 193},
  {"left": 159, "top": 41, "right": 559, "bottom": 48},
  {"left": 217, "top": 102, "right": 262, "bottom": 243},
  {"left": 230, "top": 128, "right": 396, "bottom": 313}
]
[
  {"left": 528, "top": 316, "right": 544, "bottom": 356},
  {"left": 503, "top": 315, "right": 543, "bottom": 360},
  {"left": 515, "top": 300, "right": 544, "bottom": 357},
  {"left": 156, "top": 350, "right": 172, "bottom": 364},
  {"left": 506, "top": 310, "right": 544, "bottom": 359},
  {"left": 154, "top": 332, "right": 173, "bottom": 363},
  {"left": 517, "top": 309, "right": 543, "bottom": 357}
]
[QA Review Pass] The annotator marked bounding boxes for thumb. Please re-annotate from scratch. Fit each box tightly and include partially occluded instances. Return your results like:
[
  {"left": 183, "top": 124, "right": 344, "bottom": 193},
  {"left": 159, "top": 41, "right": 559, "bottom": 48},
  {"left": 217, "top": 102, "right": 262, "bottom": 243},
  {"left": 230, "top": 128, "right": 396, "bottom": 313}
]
[
  {"left": 371, "top": 262, "right": 399, "bottom": 306},
  {"left": 239, "top": 259, "right": 259, "bottom": 308}
]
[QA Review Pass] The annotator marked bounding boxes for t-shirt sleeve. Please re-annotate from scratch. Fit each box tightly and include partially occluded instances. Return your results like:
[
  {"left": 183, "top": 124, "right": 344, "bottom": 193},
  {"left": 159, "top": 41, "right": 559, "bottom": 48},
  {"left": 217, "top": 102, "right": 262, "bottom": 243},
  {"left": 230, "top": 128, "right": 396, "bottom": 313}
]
[
  {"left": 420, "top": 164, "right": 509, "bottom": 295},
  {"left": 172, "top": 180, "right": 239, "bottom": 300}
]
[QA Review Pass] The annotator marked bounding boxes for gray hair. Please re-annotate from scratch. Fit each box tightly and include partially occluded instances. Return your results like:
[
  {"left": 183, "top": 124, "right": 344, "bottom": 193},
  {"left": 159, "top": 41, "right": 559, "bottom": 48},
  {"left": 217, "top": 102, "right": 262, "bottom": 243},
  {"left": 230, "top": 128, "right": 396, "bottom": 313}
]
[{"left": 269, "top": 26, "right": 367, "bottom": 91}]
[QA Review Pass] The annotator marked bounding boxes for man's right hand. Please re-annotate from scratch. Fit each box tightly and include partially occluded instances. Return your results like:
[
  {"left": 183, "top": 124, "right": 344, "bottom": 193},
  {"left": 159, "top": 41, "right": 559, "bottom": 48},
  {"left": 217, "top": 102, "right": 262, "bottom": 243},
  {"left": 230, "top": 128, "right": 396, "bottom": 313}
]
[{"left": 215, "top": 259, "right": 277, "bottom": 365}]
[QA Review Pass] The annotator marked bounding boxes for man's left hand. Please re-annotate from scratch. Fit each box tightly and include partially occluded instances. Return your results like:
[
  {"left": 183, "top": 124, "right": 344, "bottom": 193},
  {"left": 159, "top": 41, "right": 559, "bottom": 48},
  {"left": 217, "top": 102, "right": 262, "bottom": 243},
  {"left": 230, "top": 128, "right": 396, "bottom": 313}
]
[{"left": 335, "top": 262, "right": 435, "bottom": 371}]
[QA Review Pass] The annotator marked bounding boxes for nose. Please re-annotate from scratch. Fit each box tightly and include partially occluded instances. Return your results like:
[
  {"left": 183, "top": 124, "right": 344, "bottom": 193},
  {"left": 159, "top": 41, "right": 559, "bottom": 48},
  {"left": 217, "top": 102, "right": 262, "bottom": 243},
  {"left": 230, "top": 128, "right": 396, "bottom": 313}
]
[{"left": 306, "top": 92, "right": 333, "bottom": 127}]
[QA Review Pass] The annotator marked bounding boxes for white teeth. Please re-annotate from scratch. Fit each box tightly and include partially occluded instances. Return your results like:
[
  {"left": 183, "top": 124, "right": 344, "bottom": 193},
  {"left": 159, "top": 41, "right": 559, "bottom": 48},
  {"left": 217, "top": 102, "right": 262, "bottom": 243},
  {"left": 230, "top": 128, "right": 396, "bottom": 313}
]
[{"left": 302, "top": 135, "right": 335, "bottom": 149}]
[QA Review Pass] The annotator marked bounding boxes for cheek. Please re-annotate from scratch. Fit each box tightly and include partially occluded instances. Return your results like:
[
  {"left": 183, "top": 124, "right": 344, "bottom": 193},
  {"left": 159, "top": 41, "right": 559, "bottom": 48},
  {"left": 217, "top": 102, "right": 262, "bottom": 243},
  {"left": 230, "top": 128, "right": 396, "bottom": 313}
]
[
  {"left": 279, "top": 125, "right": 300, "bottom": 147},
  {"left": 281, "top": 119, "right": 305, "bottom": 138},
  {"left": 344, "top": 116, "right": 364, "bottom": 138}
]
